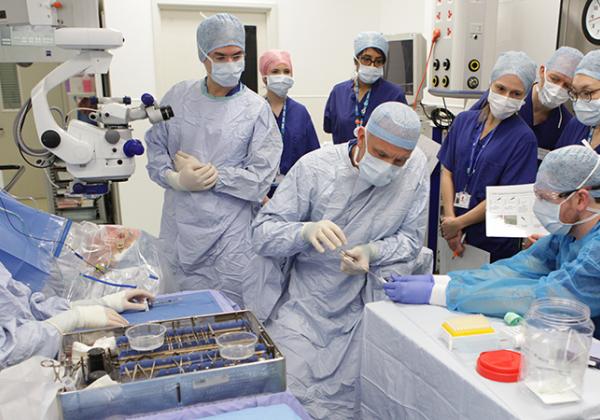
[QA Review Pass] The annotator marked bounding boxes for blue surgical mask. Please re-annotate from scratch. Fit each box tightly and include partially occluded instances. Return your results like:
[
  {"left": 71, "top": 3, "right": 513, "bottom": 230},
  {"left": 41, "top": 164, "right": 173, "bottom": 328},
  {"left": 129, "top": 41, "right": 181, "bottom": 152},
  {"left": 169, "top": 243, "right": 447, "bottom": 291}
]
[
  {"left": 209, "top": 59, "right": 245, "bottom": 88},
  {"left": 357, "top": 64, "right": 383, "bottom": 84},
  {"left": 574, "top": 98, "right": 600, "bottom": 127},
  {"left": 533, "top": 194, "right": 600, "bottom": 235},
  {"left": 267, "top": 75, "right": 294, "bottom": 98},
  {"left": 354, "top": 136, "right": 401, "bottom": 187}
]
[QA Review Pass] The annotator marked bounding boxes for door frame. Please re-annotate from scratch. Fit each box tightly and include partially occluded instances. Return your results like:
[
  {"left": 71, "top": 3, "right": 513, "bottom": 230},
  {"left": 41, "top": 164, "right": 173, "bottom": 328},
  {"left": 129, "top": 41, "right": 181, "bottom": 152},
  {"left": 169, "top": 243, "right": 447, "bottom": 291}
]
[{"left": 151, "top": 0, "right": 278, "bottom": 75}]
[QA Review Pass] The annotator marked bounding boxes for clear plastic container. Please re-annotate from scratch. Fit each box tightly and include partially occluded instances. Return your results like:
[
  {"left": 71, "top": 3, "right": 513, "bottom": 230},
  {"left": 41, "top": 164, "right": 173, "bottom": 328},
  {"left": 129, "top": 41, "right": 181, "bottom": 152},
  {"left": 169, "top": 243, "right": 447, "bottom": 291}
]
[
  {"left": 520, "top": 297, "right": 595, "bottom": 404},
  {"left": 125, "top": 323, "right": 166, "bottom": 351},
  {"left": 216, "top": 331, "right": 257, "bottom": 360}
]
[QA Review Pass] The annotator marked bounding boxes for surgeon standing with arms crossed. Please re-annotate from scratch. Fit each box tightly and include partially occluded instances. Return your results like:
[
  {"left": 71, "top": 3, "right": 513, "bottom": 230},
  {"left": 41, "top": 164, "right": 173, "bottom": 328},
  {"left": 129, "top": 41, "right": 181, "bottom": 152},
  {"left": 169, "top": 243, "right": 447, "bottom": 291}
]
[{"left": 145, "top": 14, "right": 283, "bottom": 314}]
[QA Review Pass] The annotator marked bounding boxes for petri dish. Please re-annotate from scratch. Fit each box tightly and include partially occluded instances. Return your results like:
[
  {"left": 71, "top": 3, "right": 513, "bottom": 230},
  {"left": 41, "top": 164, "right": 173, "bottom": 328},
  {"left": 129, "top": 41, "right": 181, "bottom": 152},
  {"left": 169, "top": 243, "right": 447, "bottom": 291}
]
[
  {"left": 125, "top": 322, "right": 166, "bottom": 351},
  {"left": 216, "top": 331, "right": 258, "bottom": 360}
]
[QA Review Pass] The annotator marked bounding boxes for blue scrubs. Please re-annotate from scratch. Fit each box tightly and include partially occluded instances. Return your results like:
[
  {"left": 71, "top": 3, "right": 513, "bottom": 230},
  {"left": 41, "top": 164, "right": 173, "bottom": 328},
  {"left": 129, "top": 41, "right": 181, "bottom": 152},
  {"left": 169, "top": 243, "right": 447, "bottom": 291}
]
[
  {"left": 438, "top": 110, "right": 538, "bottom": 262},
  {"left": 471, "top": 88, "right": 572, "bottom": 152},
  {"left": 276, "top": 97, "right": 320, "bottom": 175},
  {"left": 323, "top": 78, "right": 407, "bottom": 144},
  {"left": 555, "top": 118, "right": 600, "bottom": 153}
]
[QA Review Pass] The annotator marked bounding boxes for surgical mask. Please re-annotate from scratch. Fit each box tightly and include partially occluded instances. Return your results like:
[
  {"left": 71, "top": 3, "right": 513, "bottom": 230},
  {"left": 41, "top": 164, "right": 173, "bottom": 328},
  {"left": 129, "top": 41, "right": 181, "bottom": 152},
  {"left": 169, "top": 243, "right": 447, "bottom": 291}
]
[
  {"left": 267, "top": 75, "right": 294, "bottom": 98},
  {"left": 209, "top": 58, "right": 245, "bottom": 88},
  {"left": 533, "top": 154, "right": 600, "bottom": 234},
  {"left": 357, "top": 64, "right": 384, "bottom": 84},
  {"left": 537, "top": 76, "right": 569, "bottom": 109},
  {"left": 487, "top": 90, "right": 524, "bottom": 120},
  {"left": 354, "top": 136, "right": 401, "bottom": 187},
  {"left": 574, "top": 98, "right": 600, "bottom": 127},
  {"left": 533, "top": 195, "right": 600, "bottom": 235}
]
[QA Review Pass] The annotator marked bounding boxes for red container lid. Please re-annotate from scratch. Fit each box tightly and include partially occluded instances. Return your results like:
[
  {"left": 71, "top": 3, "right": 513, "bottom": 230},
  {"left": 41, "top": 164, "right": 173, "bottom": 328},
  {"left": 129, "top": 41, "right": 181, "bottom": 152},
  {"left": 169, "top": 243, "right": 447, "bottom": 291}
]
[{"left": 476, "top": 350, "right": 521, "bottom": 383}]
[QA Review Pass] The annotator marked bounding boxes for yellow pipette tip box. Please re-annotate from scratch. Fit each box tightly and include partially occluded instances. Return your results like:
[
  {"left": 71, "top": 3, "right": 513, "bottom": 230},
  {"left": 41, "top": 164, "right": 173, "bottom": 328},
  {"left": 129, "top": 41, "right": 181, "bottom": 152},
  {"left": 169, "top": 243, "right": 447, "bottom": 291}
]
[
  {"left": 440, "top": 314, "right": 499, "bottom": 352},
  {"left": 442, "top": 314, "right": 495, "bottom": 337}
]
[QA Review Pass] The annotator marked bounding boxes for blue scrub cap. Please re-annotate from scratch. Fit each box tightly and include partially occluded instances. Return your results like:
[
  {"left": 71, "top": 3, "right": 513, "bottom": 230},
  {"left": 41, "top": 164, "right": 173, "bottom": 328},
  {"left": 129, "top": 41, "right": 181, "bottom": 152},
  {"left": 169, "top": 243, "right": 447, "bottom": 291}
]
[
  {"left": 366, "top": 102, "right": 420, "bottom": 150},
  {"left": 535, "top": 145, "right": 600, "bottom": 198},
  {"left": 546, "top": 47, "right": 584, "bottom": 78},
  {"left": 490, "top": 51, "right": 537, "bottom": 91},
  {"left": 354, "top": 31, "right": 389, "bottom": 59},
  {"left": 196, "top": 13, "right": 245, "bottom": 62},
  {"left": 575, "top": 50, "right": 600, "bottom": 81}
]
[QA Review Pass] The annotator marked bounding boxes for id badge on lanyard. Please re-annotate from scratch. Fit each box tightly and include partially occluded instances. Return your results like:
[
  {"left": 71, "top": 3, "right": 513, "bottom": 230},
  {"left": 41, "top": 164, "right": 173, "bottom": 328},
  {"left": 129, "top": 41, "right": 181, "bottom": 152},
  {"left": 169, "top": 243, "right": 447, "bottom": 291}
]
[
  {"left": 456, "top": 123, "right": 494, "bottom": 210},
  {"left": 454, "top": 191, "right": 471, "bottom": 209}
]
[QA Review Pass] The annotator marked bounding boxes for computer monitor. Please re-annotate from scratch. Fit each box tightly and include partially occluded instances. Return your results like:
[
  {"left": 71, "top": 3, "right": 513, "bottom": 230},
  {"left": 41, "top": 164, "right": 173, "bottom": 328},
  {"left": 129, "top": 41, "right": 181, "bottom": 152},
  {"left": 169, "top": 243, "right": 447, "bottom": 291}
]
[{"left": 383, "top": 33, "right": 426, "bottom": 105}]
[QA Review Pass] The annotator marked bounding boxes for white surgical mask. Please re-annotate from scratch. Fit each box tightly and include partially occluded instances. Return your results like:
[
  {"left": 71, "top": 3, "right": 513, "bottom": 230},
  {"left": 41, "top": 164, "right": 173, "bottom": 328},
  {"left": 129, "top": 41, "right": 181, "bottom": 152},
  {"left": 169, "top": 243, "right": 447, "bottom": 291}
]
[
  {"left": 209, "top": 59, "right": 245, "bottom": 88},
  {"left": 354, "top": 136, "right": 401, "bottom": 187},
  {"left": 537, "top": 76, "right": 570, "bottom": 109},
  {"left": 574, "top": 98, "right": 600, "bottom": 127},
  {"left": 487, "top": 90, "right": 524, "bottom": 120},
  {"left": 267, "top": 75, "right": 294, "bottom": 98},
  {"left": 357, "top": 64, "right": 384, "bottom": 84},
  {"left": 533, "top": 154, "right": 600, "bottom": 234}
]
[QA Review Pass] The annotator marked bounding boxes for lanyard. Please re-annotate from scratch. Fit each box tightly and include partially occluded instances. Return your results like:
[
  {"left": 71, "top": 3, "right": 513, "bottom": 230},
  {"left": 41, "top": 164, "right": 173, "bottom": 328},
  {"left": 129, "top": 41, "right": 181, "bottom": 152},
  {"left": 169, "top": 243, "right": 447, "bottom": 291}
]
[
  {"left": 465, "top": 123, "right": 497, "bottom": 189},
  {"left": 267, "top": 97, "right": 287, "bottom": 138},
  {"left": 354, "top": 79, "right": 371, "bottom": 127}
]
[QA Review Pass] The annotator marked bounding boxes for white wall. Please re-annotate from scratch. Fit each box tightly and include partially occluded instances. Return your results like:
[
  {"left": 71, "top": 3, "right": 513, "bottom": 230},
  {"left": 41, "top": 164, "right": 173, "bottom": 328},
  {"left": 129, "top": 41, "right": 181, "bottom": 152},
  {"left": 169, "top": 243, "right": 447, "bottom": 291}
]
[
  {"left": 103, "top": 0, "right": 563, "bottom": 235},
  {"left": 103, "top": 0, "right": 163, "bottom": 235}
]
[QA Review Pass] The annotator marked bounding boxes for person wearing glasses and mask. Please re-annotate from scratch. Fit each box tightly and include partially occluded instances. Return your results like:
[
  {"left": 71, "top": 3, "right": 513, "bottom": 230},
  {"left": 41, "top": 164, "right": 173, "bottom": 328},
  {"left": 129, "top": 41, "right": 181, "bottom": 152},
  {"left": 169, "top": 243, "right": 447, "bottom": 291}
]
[
  {"left": 259, "top": 50, "right": 320, "bottom": 197},
  {"left": 384, "top": 145, "right": 600, "bottom": 339},
  {"left": 324, "top": 31, "right": 407, "bottom": 144},
  {"left": 438, "top": 51, "right": 538, "bottom": 263},
  {"left": 556, "top": 50, "right": 600, "bottom": 153},
  {"left": 252, "top": 102, "right": 429, "bottom": 419},
  {"left": 145, "top": 14, "right": 283, "bottom": 312},
  {"left": 471, "top": 47, "right": 583, "bottom": 160}
]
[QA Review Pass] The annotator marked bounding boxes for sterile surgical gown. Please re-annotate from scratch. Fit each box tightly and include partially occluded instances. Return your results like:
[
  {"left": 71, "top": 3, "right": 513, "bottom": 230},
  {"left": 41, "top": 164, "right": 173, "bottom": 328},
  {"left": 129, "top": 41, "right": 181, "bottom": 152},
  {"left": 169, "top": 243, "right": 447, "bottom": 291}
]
[
  {"left": 555, "top": 117, "right": 600, "bottom": 153},
  {"left": 145, "top": 80, "right": 283, "bottom": 315},
  {"left": 446, "top": 222, "right": 600, "bottom": 338},
  {"left": 438, "top": 110, "right": 538, "bottom": 262},
  {"left": 252, "top": 142, "right": 430, "bottom": 420},
  {"left": 0, "top": 262, "right": 68, "bottom": 369},
  {"left": 471, "top": 88, "right": 572, "bottom": 154},
  {"left": 324, "top": 78, "right": 407, "bottom": 144}
]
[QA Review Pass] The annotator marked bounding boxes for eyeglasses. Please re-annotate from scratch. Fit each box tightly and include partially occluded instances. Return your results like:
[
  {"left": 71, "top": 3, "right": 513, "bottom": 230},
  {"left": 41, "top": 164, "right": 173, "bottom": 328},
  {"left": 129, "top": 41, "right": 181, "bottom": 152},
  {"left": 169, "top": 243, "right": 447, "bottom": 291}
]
[
  {"left": 534, "top": 185, "right": 600, "bottom": 200},
  {"left": 567, "top": 87, "right": 600, "bottom": 102},
  {"left": 357, "top": 55, "right": 385, "bottom": 67},
  {"left": 209, "top": 52, "right": 245, "bottom": 63}
]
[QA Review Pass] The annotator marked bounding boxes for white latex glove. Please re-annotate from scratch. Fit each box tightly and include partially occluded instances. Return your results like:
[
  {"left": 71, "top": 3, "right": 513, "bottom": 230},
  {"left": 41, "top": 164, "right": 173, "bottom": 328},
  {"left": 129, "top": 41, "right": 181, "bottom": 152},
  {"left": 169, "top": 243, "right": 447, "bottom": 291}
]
[
  {"left": 100, "top": 289, "right": 154, "bottom": 312},
  {"left": 45, "top": 305, "right": 128, "bottom": 334},
  {"left": 167, "top": 164, "right": 218, "bottom": 192},
  {"left": 301, "top": 220, "right": 347, "bottom": 253},
  {"left": 71, "top": 289, "right": 154, "bottom": 313},
  {"left": 173, "top": 151, "right": 202, "bottom": 172},
  {"left": 340, "top": 244, "right": 375, "bottom": 275}
]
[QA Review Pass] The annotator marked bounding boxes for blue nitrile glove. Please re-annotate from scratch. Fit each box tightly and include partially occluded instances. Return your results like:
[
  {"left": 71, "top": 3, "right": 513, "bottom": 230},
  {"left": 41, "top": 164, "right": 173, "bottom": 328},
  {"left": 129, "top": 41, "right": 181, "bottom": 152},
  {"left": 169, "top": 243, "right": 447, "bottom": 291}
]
[
  {"left": 389, "top": 274, "right": 434, "bottom": 283},
  {"left": 383, "top": 279, "right": 433, "bottom": 304}
]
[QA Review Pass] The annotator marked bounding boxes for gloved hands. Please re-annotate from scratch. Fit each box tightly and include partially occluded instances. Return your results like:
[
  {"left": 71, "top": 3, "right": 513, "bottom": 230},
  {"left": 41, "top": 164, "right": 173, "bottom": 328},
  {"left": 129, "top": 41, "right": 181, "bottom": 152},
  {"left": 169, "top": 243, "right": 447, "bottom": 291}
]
[
  {"left": 301, "top": 220, "right": 347, "bottom": 253},
  {"left": 178, "top": 163, "right": 219, "bottom": 191},
  {"left": 173, "top": 151, "right": 201, "bottom": 172},
  {"left": 340, "top": 244, "right": 375, "bottom": 275},
  {"left": 166, "top": 150, "right": 218, "bottom": 191},
  {"left": 45, "top": 305, "right": 128, "bottom": 334},
  {"left": 383, "top": 274, "right": 434, "bottom": 304},
  {"left": 100, "top": 289, "right": 154, "bottom": 312}
]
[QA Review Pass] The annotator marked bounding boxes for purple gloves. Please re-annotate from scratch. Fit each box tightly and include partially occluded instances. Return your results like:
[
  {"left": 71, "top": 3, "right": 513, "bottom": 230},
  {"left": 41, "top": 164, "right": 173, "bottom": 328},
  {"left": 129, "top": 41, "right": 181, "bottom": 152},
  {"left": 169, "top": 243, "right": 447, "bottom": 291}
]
[{"left": 383, "top": 274, "right": 434, "bottom": 304}]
